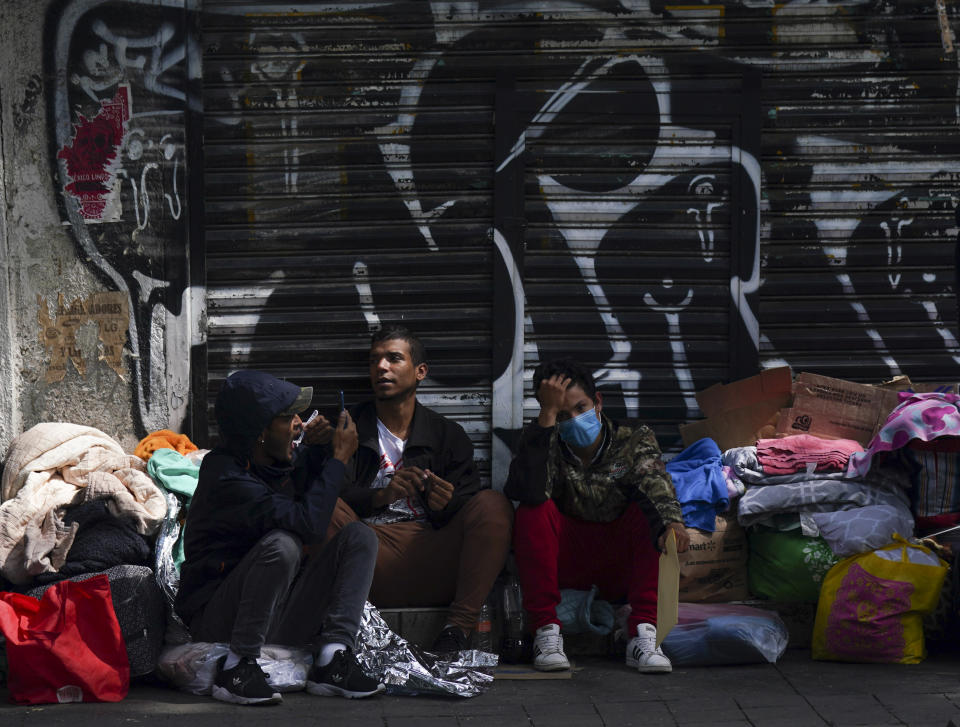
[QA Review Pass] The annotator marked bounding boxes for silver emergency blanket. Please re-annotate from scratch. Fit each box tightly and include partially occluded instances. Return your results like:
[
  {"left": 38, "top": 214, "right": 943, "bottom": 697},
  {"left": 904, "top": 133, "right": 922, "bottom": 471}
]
[
  {"left": 154, "top": 491, "right": 181, "bottom": 609},
  {"left": 354, "top": 602, "right": 497, "bottom": 697},
  {"left": 153, "top": 491, "right": 191, "bottom": 644}
]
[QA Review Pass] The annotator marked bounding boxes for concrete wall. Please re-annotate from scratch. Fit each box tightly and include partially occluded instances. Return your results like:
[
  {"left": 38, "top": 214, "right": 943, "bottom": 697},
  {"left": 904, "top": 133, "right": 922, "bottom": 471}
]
[
  {"left": 0, "top": 0, "right": 195, "bottom": 456},
  {"left": 0, "top": 37, "right": 13, "bottom": 452}
]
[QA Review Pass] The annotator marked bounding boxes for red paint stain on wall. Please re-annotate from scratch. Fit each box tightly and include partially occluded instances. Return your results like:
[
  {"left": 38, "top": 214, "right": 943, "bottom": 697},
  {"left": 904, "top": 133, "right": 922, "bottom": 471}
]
[{"left": 58, "top": 85, "right": 130, "bottom": 222}]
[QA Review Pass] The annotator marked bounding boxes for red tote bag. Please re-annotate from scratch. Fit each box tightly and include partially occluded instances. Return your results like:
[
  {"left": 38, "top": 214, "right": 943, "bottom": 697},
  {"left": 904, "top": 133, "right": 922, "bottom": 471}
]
[{"left": 0, "top": 574, "right": 129, "bottom": 704}]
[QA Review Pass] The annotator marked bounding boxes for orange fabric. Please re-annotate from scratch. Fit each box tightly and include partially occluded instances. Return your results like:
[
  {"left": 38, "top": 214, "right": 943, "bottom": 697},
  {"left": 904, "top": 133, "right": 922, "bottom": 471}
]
[{"left": 134, "top": 429, "right": 198, "bottom": 461}]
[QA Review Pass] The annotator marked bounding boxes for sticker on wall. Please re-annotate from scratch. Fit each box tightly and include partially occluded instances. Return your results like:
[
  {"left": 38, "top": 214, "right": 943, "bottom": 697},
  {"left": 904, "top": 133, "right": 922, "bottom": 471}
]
[
  {"left": 37, "top": 292, "right": 130, "bottom": 383},
  {"left": 57, "top": 84, "right": 131, "bottom": 223}
]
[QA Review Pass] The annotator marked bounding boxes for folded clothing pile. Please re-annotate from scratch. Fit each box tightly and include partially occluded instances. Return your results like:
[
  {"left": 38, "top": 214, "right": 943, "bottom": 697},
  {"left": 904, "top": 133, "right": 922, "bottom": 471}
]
[{"left": 757, "top": 434, "right": 863, "bottom": 476}]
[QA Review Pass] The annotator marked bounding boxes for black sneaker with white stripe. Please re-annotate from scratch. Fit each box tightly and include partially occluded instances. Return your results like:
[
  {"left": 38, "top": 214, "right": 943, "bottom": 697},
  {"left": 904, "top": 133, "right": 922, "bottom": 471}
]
[
  {"left": 306, "top": 648, "right": 384, "bottom": 699},
  {"left": 212, "top": 655, "right": 282, "bottom": 706}
]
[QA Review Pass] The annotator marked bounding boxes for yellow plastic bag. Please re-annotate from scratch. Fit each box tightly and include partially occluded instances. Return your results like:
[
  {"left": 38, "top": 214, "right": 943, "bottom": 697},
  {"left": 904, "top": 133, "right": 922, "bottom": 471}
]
[{"left": 812, "top": 535, "right": 948, "bottom": 664}]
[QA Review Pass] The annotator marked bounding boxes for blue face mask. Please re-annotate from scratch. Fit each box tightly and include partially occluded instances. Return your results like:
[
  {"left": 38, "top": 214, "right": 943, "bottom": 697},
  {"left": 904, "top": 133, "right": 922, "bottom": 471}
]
[{"left": 558, "top": 408, "right": 602, "bottom": 448}]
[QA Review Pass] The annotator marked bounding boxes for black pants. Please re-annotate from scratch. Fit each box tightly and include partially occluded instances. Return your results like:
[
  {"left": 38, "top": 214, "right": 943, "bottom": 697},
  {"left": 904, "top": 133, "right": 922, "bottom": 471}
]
[{"left": 190, "top": 522, "right": 377, "bottom": 658}]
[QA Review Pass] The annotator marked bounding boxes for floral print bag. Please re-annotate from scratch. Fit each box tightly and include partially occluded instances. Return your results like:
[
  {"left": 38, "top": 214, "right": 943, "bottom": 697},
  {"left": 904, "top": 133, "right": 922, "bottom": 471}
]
[{"left": 812, "top": 535, "right": 947, "bottom": 664}]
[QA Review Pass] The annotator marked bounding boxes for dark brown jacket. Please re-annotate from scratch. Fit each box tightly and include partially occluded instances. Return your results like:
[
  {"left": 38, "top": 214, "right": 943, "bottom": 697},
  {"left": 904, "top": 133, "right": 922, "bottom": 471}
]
[{"left": 339, "top": 399, "right": 482, "bottom": 528}]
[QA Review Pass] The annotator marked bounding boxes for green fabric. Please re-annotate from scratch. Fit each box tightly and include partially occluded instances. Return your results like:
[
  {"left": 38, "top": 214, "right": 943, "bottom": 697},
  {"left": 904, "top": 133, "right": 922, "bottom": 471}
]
[
  {"left": 147, "top": 448, "right": 200, "bottom": 570},
  {"left": 173, "top": 535, "right": 186, "bottom": 572},
  {"left": 748, "top": 527, "right": 839, "bottom": 603},
  {"left": 147, "top": 448, "right": 200, "bottom": 502}
]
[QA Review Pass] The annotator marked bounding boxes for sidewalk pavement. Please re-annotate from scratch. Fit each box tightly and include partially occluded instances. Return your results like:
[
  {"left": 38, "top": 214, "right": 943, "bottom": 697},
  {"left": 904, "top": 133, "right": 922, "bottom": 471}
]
[{"left": 1, "top": 648, "right": 959, "bottom": 726}]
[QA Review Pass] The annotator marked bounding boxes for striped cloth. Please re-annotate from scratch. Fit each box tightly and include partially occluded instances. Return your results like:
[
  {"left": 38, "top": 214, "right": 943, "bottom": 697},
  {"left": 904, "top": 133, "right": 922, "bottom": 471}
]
[{"left": 909, "top": 447, "right": 960, "bottom": 517}]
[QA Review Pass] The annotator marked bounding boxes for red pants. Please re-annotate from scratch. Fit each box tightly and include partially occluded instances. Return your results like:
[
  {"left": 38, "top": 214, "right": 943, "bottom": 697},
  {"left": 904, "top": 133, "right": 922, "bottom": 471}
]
[{"left": 513, "top": 500, "right": 658, "bottom": 634}]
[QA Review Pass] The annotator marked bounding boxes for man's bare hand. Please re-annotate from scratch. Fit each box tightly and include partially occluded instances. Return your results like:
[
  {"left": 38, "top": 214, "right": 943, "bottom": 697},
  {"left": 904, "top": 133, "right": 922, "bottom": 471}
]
[
  {"left": 423, "top": 469, "right": 454, "bottom": 511},
  {"left": 302, "top": 414, "right": 334, "bottom": 446},
  {"left": 658, "top": 521, "right": 690, "bottom": 553},
  {"left": 390, "top": 468, "right": 427, "bottom": 497},
  {"left": 331, "top": 410, "right": 358, "bottom": 463},
  {"left": 537, "top": 374, "right": 571, "bottom": 427},
  {"left": 371, "top": 467, "right": 424, "bottom": 508}
]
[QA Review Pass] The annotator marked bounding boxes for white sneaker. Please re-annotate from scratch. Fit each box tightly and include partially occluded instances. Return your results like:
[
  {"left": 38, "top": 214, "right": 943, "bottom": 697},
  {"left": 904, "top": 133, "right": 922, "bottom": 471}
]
[
  {"left": 532, "top": 623, "right": 570, "bottom": 671},
  {"left": 625, "top": 622, "right": 672, "bottom": 674}
]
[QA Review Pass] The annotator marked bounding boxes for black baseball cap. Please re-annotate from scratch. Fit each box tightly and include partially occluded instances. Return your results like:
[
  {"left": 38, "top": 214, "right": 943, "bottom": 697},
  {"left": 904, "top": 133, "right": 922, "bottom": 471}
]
[{"left": 215, "top": 370, "right": 313, "bottom": 444}]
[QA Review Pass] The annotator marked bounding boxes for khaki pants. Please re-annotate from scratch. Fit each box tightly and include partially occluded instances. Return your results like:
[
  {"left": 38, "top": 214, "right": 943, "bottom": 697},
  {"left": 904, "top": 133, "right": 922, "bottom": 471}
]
[{"left": 326, "top": 489, "right": 513, "bottom": 634}]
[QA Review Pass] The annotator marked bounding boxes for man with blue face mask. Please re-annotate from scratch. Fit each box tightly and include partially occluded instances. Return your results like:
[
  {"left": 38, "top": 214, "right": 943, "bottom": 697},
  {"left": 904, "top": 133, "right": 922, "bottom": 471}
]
[{"left": 504, "top": 358, "right": 689, "bottom": 674}]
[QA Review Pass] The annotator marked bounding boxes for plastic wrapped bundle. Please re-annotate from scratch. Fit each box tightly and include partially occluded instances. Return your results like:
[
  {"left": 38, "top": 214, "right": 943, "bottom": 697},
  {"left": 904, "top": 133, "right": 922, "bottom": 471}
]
[{"left": 661, "top": 603, "right": 789, "bottom": 667}]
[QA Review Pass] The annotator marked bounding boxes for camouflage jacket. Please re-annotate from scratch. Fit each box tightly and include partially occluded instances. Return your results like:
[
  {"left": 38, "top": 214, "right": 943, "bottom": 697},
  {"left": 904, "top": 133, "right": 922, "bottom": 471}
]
[{"left": 504, "top": 415, "right": 683, "bottom": 536}]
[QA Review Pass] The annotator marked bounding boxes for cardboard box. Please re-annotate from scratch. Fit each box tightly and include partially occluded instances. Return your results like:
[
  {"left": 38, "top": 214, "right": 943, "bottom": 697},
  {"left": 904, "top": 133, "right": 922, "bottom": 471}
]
[
  {"left": 679, "top": 367, "right": 793, "bottom": 450},
  {"left": 876, "top": 375, "right": 913, "bottom": 391},
  {"left": 774, "top": 372, "right": 902, "bottom": 446},
  {"left": 678, "top": 513, "right": 749, "bottom": 603},
  {"left": 694, "top": 366, "right": 793, "bottom": 419}
]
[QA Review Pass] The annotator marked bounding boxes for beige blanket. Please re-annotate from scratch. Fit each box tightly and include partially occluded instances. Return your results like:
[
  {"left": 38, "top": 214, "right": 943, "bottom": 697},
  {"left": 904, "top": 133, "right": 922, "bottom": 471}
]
[{"left": 0, "top": 422, "right": 166, "bottom": 584}]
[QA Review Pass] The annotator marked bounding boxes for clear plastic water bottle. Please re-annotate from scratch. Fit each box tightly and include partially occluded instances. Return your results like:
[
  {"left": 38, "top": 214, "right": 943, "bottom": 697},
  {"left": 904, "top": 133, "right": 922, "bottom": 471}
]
[{"left": 473, "top": 599, "right": 494, "bottom": 653}]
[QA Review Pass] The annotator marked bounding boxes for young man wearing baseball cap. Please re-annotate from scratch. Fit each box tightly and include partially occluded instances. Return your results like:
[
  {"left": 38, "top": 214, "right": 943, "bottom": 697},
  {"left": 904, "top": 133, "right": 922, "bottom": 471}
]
[{"left": 175, "top": 370, "right": 384, "bottom": 705}]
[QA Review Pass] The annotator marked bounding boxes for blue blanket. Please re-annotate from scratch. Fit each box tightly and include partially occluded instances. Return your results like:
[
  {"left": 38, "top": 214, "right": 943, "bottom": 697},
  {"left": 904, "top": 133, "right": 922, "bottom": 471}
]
[{"left": 666, "top": 437, "right": 728, "bottom": 531}]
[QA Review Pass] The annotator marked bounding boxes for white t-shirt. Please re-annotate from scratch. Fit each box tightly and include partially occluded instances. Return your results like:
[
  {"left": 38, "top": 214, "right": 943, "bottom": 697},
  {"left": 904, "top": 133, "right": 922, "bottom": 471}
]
[{"left": 364, "top": 418, "right": 427, "bottom": 525}]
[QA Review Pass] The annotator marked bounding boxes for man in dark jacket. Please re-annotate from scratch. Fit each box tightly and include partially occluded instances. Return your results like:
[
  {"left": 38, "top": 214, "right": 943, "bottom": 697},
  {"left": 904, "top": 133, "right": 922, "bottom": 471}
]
[
  {"left": 175, "top": 370, "right": 383, "bottom": 705},
  {"left": 327, "top": 326, "right": 513, "bottom": 653},
  {"left": 504, "top": 358, "right": 689, "bottom": 674}
]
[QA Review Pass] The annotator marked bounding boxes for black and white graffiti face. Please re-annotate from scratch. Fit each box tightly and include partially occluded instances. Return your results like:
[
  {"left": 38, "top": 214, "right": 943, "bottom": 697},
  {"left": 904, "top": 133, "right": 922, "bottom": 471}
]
[
  {"left": 837, "top": 185, "right": 960, "bottom": 377},
  {"left": 687, "top": 175, "right": 725, "bottom": 263},
  {"left": 399, "top": 33, "right": 760, "bottom": 430}
]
